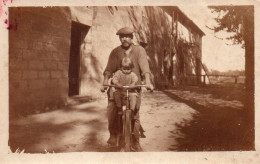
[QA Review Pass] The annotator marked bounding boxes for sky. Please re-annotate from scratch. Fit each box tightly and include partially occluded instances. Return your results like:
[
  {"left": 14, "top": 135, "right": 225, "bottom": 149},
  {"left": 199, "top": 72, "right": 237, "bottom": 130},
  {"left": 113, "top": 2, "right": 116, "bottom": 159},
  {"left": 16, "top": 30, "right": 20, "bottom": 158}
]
[{"left": 179, "top": 5, "right": 245, "bottom": 72}]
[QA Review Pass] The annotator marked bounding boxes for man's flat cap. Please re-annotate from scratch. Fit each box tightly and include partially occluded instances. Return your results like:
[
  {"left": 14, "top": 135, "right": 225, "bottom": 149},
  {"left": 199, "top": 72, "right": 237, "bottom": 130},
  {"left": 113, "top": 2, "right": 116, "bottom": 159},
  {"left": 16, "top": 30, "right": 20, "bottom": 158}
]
[{"left": 116, "top": 27, "right": 134, "bottom": 35}]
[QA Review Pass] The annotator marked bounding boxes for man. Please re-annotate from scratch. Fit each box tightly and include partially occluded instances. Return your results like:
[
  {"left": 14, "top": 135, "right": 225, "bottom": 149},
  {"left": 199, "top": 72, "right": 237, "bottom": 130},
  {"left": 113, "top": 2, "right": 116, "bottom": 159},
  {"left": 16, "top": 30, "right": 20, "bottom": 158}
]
[{"left": 102, "top": 27, "right": 153, "bottom": 151}]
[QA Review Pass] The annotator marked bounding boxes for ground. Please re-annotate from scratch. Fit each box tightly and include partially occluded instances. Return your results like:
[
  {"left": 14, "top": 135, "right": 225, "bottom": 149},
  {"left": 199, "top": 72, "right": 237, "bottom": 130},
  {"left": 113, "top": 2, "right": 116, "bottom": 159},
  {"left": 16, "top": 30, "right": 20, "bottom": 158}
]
[{"left": 9, "top": 85, "right": 254, "bottom": 153}]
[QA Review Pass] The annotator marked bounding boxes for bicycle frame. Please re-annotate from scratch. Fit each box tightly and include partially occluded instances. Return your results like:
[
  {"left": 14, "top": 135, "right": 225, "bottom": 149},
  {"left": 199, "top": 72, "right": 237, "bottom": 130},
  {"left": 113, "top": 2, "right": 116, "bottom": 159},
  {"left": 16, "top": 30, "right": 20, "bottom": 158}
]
[{"left": 103, "top": 84, "right": 147, "bottom": 151}]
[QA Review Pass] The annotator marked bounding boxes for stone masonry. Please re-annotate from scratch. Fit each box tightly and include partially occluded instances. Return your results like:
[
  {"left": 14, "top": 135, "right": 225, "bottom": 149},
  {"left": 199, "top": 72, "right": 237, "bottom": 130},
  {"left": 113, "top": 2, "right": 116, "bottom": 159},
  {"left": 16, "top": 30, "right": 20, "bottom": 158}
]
[{"left": 9, "top": 7, "right": 71, "bottom": 115}]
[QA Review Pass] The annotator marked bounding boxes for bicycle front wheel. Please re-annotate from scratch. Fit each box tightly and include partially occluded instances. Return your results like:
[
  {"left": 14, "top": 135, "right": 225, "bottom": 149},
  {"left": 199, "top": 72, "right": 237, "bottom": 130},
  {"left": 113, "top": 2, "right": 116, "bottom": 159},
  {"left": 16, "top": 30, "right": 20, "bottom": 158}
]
[{"left": 124, "top": 109, "right": 132, "bottom": 152}]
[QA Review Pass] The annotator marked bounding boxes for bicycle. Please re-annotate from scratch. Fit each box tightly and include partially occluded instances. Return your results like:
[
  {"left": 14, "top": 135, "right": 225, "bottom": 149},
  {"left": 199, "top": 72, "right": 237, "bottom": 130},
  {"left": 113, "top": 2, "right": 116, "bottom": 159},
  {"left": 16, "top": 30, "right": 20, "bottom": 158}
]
[{"left": 102, "top": 84, "right": 148, "bottom": 152}]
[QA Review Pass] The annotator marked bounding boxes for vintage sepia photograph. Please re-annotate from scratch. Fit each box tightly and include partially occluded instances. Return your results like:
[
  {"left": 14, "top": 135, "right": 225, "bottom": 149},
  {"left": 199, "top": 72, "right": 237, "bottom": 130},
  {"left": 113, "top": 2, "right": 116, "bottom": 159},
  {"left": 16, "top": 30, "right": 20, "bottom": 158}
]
[
  {"left": 7, "top": 5, "right": 255, "bottom": 154},
  {"left": 1, "top": 0, "right": 259, "bottom": 162}
]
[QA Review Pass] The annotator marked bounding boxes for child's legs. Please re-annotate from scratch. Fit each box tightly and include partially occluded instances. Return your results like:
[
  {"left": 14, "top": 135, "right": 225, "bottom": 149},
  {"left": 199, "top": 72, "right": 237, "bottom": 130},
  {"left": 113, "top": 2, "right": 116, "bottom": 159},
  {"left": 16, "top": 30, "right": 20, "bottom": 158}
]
[
  {"left": 113, "top": 91, "right": 122, "bottom": 108},
  {"left": 129, "top": 93, "right": 137, "bottom": 111}
]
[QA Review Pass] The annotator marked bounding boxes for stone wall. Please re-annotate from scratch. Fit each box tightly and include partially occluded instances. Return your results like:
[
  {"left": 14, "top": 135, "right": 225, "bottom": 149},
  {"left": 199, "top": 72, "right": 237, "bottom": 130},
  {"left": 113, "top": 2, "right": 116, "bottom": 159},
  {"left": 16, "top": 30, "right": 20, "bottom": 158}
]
[{"left": 9, "top": 7, "right": 72, "bottom": 115}]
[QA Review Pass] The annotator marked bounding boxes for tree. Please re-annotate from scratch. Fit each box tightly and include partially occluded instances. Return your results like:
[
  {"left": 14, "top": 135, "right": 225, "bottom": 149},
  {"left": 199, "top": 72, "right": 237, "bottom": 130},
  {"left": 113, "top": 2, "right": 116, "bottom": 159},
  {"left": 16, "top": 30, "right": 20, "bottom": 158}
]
[
  {"left": 208, "top": 6, "right": 246, "bottom": 47},
  {"left": 208, "top": 5, "right": 254, "bottom": 149}
]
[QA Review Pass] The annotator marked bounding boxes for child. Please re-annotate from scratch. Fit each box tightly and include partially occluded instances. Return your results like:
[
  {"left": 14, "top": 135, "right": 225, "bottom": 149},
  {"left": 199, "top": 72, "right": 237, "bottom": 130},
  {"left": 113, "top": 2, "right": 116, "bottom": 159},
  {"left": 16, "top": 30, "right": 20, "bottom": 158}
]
[
  {"left": 112, "top": 56, "right": 146, "bottom": 138},
  {"left": 112, "top": 57, "right": 138, "bottom": 113}
]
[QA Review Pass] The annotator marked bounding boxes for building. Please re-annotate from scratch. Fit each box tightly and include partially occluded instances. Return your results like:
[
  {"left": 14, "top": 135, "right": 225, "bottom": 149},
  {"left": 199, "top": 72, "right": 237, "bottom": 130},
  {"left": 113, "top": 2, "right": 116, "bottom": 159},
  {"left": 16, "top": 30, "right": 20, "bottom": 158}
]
[{"left": 9, "top": 6, "right": 205, "bottom": 114}]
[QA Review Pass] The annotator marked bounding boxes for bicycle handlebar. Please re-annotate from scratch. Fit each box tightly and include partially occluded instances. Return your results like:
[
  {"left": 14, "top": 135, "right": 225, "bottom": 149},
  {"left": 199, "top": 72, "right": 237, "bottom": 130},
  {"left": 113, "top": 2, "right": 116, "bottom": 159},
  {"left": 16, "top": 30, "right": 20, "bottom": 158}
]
[
  {"left": 103, "top": 84, "right": 148, "bottom": 89},
  {"left": 101, "top": 84, "right": 153, "bottom": 93}
]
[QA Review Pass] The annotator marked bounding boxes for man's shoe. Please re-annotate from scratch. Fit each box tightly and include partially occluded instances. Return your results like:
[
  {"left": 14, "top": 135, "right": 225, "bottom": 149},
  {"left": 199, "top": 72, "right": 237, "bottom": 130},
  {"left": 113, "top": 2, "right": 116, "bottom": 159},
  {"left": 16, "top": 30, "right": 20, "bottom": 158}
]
[
  {"left": 107, "top": 135, "right": 116, "bottom": 145},
  {"left": 117, "top": 108, "right": 123, "bottom": 115},
  {"left": 140, "top": 133, "right": 146, "bottom": 138},
  {"left": 118, "top": 110, "right": 123, "bottom": 115},
  {"left": 132, "top": 142, "right": 143, "bottom": 152}
]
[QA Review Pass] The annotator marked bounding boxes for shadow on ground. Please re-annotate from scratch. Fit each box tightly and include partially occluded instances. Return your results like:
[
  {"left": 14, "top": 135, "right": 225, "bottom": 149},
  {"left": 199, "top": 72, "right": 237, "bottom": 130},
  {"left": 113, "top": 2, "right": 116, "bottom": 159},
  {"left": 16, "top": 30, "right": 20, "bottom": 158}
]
[
  {"left": 9, "top": 98, "right": 112, "bottom": 153},
  {"left": 163, "top": 89, "right": 254, "bottom": 151},
  {"left": 172, "top": 84, "right": 246, "bottom": 102}
]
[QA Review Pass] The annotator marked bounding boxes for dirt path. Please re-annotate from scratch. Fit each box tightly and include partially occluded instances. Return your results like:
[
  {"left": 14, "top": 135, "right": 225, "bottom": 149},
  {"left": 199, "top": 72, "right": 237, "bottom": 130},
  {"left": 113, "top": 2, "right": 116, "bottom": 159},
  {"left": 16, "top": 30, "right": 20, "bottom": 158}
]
[
  {"left": 9, "top": 88, "right": 251, "bottom": 153},
  {"left": 140, "top": 91, "right": 197, "bottom": 151},
  {"left": 9, "top": 99, "right": 109, "bottom": 153}
]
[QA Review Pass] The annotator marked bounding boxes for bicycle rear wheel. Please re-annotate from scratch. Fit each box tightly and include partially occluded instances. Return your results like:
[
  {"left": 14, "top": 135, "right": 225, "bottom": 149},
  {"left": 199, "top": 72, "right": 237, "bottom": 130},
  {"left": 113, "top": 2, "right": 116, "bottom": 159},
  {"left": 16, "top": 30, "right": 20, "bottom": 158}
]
[{"left": 124, "top": 109, "right": 132, "bottom": 152}]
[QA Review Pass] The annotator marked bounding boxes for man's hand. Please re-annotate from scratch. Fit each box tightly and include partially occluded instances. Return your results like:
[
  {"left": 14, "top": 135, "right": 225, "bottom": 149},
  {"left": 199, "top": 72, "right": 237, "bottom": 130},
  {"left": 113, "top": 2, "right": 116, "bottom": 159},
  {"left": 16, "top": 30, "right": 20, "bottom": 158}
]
[
  {"left": 143, "top": 73, "right": 154, "bottom": 91},
  {"left": 101, "top": 82, "right": 109, "bottom": 92},
  {"left": 101, "top": 72, "right": 110, "bottom": 92},
  {"left": 146, "top": 83, "right": 154, "bottom": 91},
  {"left": 100, "top": 85, "right": 108, "bottom": 92}
]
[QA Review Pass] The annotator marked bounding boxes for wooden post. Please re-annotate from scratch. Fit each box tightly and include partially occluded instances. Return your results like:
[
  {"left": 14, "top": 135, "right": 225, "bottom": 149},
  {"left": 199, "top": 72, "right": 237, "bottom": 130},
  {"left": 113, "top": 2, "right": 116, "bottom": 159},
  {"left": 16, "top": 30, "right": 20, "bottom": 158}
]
[{"left": 243, "top": 6, "right": 254, "bottom": 149}]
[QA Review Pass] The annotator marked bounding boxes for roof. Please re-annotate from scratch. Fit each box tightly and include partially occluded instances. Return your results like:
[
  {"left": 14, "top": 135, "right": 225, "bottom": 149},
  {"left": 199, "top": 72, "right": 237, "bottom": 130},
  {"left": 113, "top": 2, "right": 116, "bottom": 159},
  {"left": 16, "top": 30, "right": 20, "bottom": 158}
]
[{"left": 160, "top": 6, "right": 205, "bottom": 36}]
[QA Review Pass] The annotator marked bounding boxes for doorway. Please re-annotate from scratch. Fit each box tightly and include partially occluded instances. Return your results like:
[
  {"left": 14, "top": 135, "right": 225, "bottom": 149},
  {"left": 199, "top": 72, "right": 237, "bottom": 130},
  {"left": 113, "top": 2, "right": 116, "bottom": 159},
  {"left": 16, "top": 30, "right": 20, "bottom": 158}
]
[{"left": 68, "top": 21, "right": 90, "bottom": 96}]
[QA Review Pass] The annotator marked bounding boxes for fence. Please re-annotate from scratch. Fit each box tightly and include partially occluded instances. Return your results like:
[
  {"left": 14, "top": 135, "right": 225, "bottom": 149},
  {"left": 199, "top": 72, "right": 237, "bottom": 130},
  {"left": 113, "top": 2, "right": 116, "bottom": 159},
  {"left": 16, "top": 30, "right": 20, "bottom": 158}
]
[{"left": 187, "top": 74, "right": 245, "bottom": 85}]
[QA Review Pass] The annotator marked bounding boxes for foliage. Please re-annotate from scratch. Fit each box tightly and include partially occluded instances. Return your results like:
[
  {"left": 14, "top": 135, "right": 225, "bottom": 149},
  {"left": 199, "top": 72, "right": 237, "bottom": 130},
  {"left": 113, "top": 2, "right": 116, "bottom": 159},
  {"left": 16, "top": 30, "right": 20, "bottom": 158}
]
[
  {"left": 209, "top": 69, "right": 245, "bottom": 76},
  {"left": 208, "top": 6, "right": 248, "bottom": 48}
]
